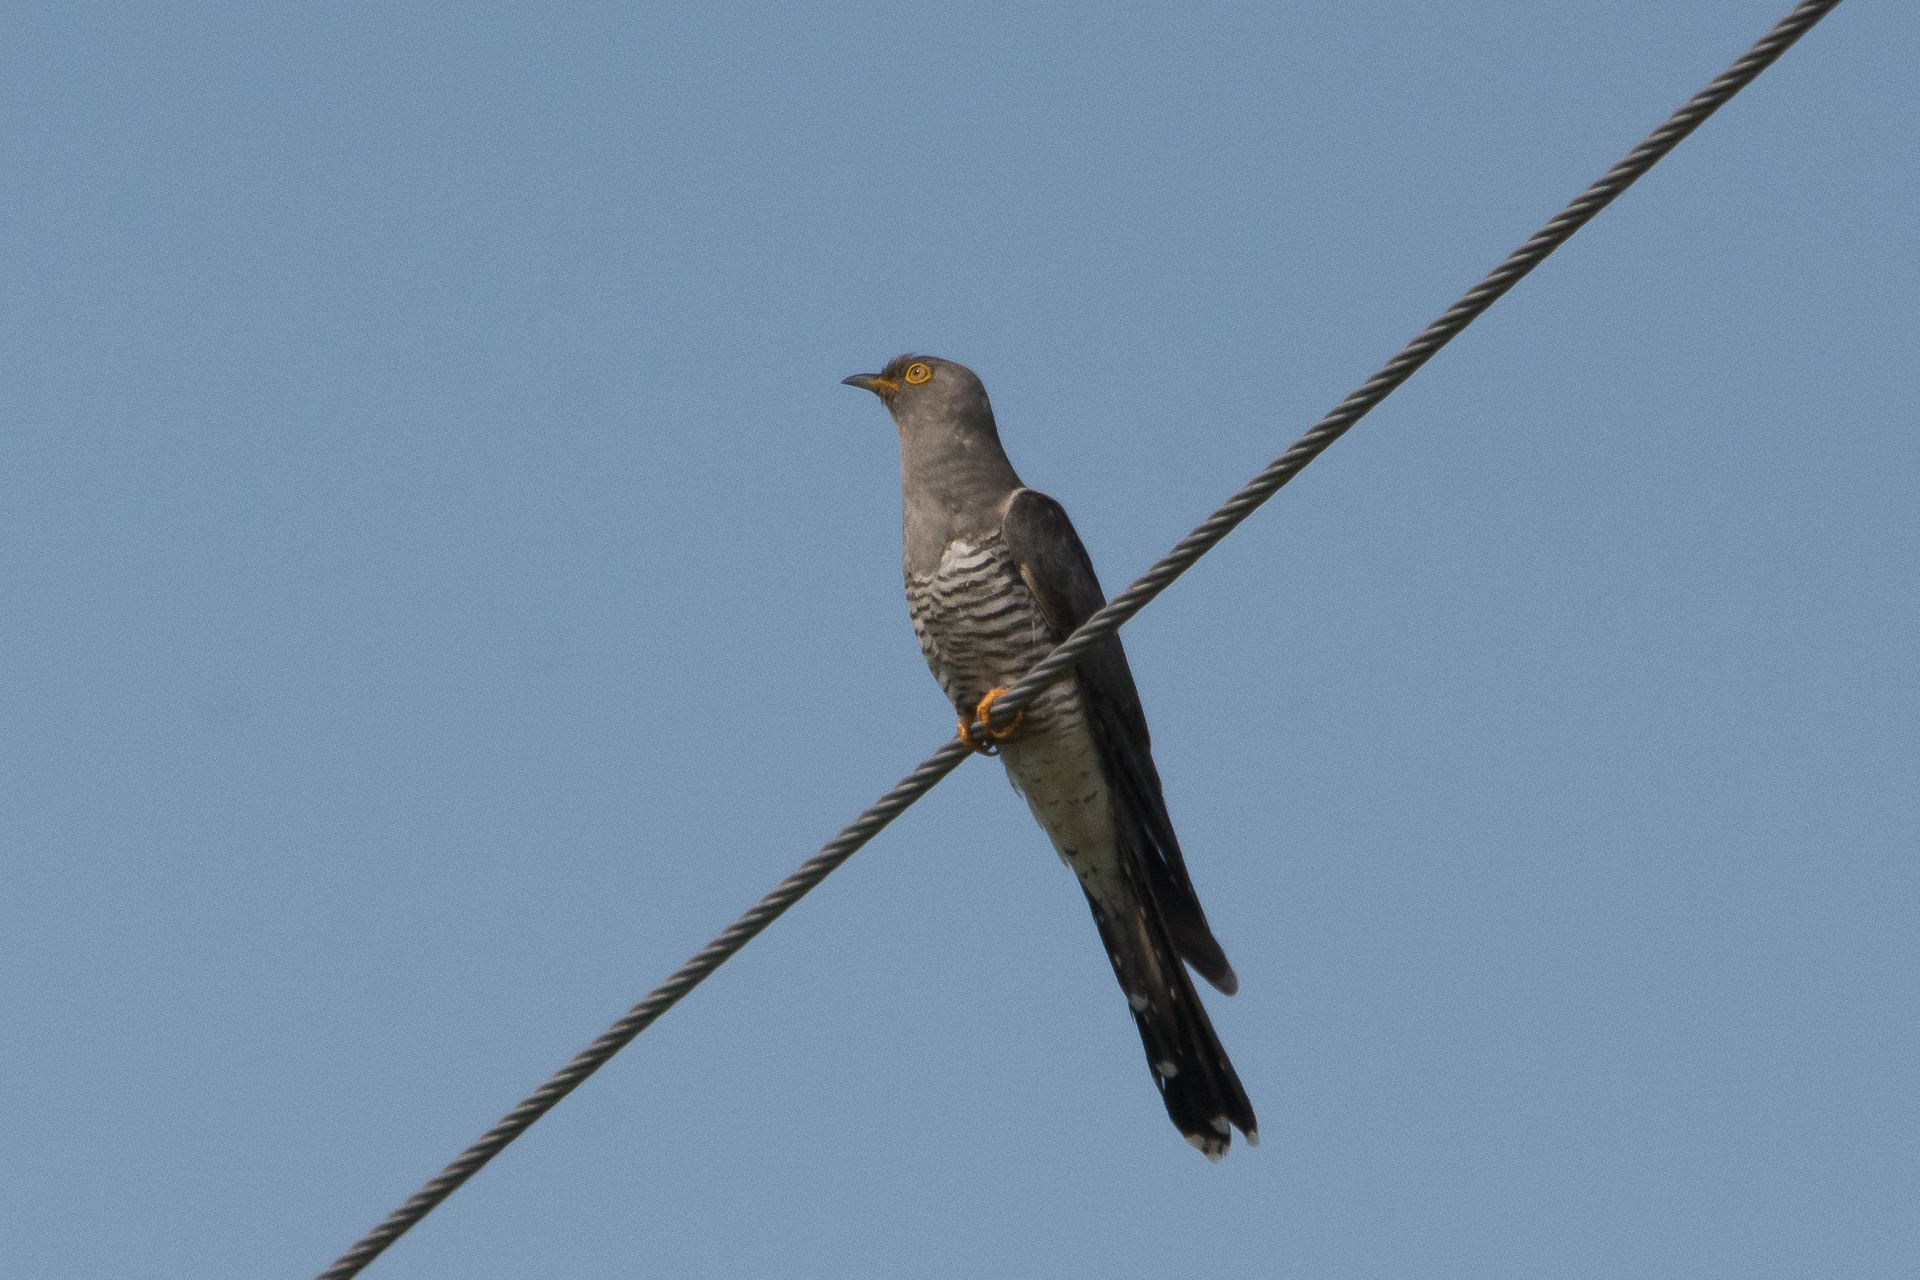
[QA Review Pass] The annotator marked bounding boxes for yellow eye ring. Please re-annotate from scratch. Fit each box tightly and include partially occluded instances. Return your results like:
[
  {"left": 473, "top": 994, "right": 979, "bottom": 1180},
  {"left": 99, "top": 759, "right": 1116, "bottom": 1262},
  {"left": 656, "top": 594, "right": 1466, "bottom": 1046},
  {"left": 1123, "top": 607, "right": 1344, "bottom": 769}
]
[{"left": 904, "top": 362, "right": 933, "bottom": 385}]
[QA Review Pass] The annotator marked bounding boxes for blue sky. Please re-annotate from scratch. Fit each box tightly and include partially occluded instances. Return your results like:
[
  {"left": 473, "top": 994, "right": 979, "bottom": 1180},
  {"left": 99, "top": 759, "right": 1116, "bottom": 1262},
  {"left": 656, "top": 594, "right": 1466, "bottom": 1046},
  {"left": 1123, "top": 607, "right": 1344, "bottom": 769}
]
[{"left": 3, "top": 3, "right": 1914, "bottom": 1277}]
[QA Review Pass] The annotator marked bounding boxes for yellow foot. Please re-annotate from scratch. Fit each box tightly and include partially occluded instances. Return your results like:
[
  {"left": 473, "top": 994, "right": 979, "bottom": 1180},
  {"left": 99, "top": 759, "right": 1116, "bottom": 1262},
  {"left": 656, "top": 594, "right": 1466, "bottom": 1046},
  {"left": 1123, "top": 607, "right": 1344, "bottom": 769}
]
[{"left": 958, "top": 688, "right": 1024, "bottom": 755}]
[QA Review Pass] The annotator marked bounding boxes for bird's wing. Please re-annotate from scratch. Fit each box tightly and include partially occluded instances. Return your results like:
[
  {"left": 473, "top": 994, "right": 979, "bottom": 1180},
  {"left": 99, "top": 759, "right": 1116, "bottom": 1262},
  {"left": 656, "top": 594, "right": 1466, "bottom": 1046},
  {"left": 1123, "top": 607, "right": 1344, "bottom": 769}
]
[{"left": 1000, "top": 487, "right": 1238, "bottom": 995}]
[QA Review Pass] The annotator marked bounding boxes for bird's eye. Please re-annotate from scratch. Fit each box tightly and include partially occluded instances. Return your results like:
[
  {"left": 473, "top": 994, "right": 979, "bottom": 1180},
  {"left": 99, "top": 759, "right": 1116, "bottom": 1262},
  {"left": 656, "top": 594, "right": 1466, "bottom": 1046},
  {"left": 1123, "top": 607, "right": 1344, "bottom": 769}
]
[{"left": 904, "top": 362, "right": 933, "bottom": 385}]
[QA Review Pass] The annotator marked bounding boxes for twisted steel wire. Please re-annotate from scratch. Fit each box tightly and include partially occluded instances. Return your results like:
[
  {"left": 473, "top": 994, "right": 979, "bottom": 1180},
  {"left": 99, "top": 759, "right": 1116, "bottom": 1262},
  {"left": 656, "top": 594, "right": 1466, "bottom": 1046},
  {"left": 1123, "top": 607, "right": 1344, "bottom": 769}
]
[
  {"left": 316, "top": 739, "right": 974, "bottom": 1280},
  {"left": 981, "top": 0, "right": 1847, "bottom": 732},
  {"left": 319, "top": 3, "right": 1842, "bottom": 1274}
]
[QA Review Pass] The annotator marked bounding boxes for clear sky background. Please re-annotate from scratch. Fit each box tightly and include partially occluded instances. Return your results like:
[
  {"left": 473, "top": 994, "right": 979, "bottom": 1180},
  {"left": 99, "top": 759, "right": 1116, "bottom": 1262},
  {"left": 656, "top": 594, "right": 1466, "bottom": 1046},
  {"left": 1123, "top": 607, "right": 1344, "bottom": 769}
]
[{"left": 3, "top": 3, "right": 1914, "bottom": 1277}]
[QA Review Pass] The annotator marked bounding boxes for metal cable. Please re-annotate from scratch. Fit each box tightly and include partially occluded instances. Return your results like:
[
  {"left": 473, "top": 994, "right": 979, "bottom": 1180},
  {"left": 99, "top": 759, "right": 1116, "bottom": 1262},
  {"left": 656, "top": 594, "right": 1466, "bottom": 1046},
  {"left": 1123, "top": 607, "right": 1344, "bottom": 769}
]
[
  {"left": 979, "top": 0, "right": 1847, "bottom": 731},
  {"left": 317, "top": 739, "right": 975, "bottom": 1280},
  {"left": 318, "top": 3, "right": 1842, "bottom": 1274}
]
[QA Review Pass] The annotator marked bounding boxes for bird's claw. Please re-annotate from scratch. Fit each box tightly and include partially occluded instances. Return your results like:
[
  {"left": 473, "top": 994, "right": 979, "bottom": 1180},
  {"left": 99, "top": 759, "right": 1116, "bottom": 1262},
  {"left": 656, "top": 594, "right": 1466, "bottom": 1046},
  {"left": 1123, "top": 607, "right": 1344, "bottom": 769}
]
[{"left": 959, "top": 688, "right": 1023, "bottom": 755}]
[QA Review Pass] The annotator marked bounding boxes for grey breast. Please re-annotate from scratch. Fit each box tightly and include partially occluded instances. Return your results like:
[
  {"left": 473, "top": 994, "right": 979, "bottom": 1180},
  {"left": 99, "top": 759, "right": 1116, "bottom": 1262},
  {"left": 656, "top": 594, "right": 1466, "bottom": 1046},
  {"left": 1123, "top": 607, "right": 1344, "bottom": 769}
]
[
  {"left": 908, "top": 532, "right": 1120, "bottom": 880},
  {"left": 905, "top": 531, "right": 1057, "bottom": 714}
]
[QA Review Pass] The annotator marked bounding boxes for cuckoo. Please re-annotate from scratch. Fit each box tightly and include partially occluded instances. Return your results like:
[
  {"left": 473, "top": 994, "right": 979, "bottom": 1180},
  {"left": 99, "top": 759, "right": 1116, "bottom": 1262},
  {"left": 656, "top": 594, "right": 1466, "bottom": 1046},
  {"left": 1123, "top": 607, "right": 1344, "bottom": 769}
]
[{"left": 844, "top": 354, "right": 1257, "bottom": 1159}]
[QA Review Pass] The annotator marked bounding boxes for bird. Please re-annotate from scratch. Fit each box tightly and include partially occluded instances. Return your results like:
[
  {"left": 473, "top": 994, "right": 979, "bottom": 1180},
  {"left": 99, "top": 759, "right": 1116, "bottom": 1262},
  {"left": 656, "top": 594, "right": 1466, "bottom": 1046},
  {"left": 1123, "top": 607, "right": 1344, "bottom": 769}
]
[{"left": 844, "top": 354, "right": 1257, "bottom": 1159}]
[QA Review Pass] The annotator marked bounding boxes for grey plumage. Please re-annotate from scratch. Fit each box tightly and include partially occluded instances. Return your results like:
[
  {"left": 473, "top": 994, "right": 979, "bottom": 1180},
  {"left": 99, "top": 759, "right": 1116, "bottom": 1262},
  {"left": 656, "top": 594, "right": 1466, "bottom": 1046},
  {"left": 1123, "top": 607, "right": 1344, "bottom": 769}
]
[{"left": 845, "top": 354, "right": 1257, "bottom": 1159}]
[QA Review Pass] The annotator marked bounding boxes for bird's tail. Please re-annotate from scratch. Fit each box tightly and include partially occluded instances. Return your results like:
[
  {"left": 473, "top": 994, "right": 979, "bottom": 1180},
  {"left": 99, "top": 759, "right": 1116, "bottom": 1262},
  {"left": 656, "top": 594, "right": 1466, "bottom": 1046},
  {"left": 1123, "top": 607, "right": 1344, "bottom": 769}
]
[{"left": 1082, "top": 884, "right": 1258, "bottom": 1159}]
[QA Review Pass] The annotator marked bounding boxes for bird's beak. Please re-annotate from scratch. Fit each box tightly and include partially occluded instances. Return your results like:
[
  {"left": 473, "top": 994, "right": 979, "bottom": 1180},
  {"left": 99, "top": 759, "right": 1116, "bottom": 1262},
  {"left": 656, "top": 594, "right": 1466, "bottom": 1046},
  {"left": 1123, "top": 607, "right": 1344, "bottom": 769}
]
[{"left": 842, "top": 372, "right": 899, "bottom": 398}]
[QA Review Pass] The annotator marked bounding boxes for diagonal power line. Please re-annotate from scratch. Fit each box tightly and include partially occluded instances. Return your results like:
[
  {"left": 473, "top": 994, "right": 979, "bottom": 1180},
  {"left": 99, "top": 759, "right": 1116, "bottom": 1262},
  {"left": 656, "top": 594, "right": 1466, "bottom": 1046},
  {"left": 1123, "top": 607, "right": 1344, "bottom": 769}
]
[{"left": 318, "top": 2, "right": 1844, "bottom": 1274}]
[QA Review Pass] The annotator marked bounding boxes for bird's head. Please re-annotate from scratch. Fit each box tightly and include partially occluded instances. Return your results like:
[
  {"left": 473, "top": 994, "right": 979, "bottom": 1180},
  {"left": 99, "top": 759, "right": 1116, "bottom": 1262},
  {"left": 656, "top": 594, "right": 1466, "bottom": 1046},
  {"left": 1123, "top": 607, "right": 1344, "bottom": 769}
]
[{"left": 842, "top": 354, "right": 995, "bottom": 438}]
